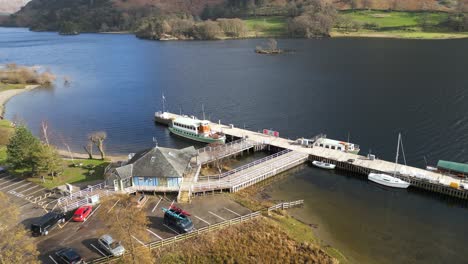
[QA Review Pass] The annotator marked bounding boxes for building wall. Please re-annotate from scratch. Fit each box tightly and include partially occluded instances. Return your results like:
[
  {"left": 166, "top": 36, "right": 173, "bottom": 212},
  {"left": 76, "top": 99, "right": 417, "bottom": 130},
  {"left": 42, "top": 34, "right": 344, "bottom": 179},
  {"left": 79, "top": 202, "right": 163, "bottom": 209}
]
[{"left": 133, "top": 176, "right": 182, "bottom": 188}]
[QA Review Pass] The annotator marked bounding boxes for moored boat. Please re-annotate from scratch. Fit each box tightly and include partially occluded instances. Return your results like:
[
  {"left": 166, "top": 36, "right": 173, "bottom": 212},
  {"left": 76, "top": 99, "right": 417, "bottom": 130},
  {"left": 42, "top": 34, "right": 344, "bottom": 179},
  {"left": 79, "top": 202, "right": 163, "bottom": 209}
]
[
  {"left": 169, "top": 117, "right": 225, "bottom": 144},
  {"left": 368, "top": 173, "right": 410, "bottom": 189},
  {"left": 368, "top": 133, "right": 410, "bottom": 189},
  {"left": 154, "top": 111, "right": 174, "bottom": 125},
  {"left": 312, "top": 160, "right": 336, "bottom": 170}
]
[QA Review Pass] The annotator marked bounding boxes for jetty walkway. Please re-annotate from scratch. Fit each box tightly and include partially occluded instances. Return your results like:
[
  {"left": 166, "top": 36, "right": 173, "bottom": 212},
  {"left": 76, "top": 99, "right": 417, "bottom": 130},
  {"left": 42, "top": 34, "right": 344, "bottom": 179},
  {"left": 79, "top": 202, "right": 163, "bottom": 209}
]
[{"left": 163, "top": 112, "right": 468, "bottom": 200}]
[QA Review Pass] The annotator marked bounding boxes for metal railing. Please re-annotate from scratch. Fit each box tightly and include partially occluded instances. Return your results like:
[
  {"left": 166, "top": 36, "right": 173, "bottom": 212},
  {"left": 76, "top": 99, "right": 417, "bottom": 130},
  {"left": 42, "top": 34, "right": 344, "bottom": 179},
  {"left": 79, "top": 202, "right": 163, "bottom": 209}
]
[
  {"left": 193, "top": 151, "right": 308, "bottom": 192},
  {"left": 199, "top": 149, "right": 292, "bottom": 181},
  {"left": 88, "top": 200, "right": 305, "bottom": 264},
  {"left": 57, "top": 182, "right": 107, "bottom": 205},
  {"left": 197, "top": 138, "right": 247, "bottom": 154}
]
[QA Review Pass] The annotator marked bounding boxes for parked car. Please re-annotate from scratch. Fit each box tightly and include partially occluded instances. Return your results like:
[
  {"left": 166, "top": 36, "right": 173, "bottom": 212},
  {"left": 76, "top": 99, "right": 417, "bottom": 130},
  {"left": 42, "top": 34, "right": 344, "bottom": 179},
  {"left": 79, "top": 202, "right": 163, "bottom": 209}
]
[
  {"left": 0, "top": 166, "right": 6, "bottom": 173},
  {"left": 163, "top": 207, "right": 194, "bottom": 233},
  {"left": 54, "top": 248, "right": 83, "bottom": 264},
  {"left": 72, "top": 205, "right": 92, "bottom": 222},
  {"left": 31, "top": 212, "right": 66, "bottom": 236},
  {"left": 98, "top": 234, "right": 125, "bottom": 257}
]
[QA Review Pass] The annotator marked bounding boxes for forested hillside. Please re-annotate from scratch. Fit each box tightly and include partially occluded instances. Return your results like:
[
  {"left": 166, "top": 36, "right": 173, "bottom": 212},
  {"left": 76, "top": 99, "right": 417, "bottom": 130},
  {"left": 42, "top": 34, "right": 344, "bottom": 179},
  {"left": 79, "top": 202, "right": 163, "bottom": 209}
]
[{"left": 4, "top": 0, "right": 468, "bottom": 38}]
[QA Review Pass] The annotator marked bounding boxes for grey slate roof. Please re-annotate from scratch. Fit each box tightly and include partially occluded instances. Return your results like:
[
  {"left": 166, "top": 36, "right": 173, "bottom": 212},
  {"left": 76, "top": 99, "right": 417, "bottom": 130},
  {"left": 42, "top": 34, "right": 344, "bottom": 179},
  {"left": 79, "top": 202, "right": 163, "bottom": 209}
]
[{"left": 114, "top": 146, "right": 197, "bottom": 180}]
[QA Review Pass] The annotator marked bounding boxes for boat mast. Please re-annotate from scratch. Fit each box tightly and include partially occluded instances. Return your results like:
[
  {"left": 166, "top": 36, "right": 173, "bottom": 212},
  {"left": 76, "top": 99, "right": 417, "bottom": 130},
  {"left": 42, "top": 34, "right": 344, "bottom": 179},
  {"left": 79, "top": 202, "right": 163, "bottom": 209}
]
[
  {"left": 202, "top": 104, "right": 205, "bottom": 120},
  {"left": 394, "top": 133, "right": 401, "bottom": 177},
  {"left": 162, "top": 93, "right": 166, "bottom": 113}
]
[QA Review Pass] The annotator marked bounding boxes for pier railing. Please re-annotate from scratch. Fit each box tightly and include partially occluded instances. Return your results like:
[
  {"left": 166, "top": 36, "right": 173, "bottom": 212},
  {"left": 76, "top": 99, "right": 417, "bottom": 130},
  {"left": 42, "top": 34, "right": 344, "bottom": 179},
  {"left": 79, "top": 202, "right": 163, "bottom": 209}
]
[
  {"left": 199, "top": 149, "right": 292, "bottom": 181},
  {"left": 193, "top": 151, "right": 308, "bottom": 193},
  {"left": 197, "top": 138, "right": 248, "bottom": 154}
]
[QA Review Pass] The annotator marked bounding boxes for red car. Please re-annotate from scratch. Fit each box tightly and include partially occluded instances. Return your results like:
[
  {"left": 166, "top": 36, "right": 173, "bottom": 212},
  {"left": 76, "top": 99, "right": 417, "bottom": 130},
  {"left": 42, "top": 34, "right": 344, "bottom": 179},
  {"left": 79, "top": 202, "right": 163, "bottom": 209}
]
[{"left": 72, "top": 205, "right": 93, "bottom": 222}]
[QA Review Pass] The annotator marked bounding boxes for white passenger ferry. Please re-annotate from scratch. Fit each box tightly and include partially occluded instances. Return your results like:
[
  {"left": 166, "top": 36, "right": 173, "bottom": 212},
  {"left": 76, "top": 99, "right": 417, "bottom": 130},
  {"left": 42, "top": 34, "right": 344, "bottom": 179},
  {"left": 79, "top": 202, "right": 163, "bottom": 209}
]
[{"left": 169, "top": 117, "right": 226, "bottom": 144}]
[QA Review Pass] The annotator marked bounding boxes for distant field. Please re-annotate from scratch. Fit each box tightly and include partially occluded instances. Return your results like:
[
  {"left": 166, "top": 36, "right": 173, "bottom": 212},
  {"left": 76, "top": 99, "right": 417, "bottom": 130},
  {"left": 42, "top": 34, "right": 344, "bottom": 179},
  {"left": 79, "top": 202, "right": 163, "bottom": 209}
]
[
  {"left": 241, "top": 11, "right": 467, "bottom": 39},
  {"left": 336, "top": 10, "right": 468, "bottom": 39},
  {"left": 244, "top": 16, "right": 288, "bottom": 37},
  {"left": 340, "top": 10, "right": 449, "bottom": 29}
]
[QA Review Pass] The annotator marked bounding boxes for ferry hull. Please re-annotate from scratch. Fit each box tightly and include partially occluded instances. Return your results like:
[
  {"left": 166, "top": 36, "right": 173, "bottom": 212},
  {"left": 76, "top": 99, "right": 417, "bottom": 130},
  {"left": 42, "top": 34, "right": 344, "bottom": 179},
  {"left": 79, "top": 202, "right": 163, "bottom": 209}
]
[
  {"left": 154, "top": 116, "right": 172, "bottom": 126},
  {"left": 168, "top": 127, "right": 225, "bottom": 144}
]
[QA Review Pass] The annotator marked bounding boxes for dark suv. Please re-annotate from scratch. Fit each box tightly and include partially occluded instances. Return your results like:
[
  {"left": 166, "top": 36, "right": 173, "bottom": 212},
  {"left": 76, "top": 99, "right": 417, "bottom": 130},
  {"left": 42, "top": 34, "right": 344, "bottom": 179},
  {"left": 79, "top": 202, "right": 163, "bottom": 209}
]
[
  {"left": 163, "top": 207, "right": 194, "bottom": 233},
  {"left": 31, "top": 211, "right": 66, "bottom": 236},
  {"left": 55, "top": 248, "right": 83, "bottom": 264}
]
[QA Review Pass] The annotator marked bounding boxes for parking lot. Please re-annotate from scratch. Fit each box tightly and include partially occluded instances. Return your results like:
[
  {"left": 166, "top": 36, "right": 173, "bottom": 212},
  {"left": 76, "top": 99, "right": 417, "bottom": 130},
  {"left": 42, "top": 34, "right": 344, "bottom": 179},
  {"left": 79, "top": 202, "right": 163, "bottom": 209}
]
[
  {"left": 0, "top": 171, "right": 64, "bottom": 225},
  {"left": 35, "top": 194, "right": 252, "bottom": 264}
]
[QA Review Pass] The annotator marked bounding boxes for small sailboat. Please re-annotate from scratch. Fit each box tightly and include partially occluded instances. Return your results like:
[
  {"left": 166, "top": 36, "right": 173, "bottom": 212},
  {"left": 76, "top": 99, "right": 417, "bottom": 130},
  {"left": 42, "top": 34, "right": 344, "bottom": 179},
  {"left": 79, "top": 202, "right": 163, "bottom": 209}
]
[
  {"left": 312, "top": 160, "right": 336, "bottom": 170},
  {"left": 368, "top": 133, "right": 410, "bottom": 189}
]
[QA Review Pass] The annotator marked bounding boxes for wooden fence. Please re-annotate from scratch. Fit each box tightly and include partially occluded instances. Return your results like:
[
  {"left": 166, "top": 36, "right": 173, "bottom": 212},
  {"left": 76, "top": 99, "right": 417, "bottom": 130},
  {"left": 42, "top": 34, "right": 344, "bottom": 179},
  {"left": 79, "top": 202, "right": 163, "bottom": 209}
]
[{"left": 88, "top": 200, "right": 304, "bottom": 264}]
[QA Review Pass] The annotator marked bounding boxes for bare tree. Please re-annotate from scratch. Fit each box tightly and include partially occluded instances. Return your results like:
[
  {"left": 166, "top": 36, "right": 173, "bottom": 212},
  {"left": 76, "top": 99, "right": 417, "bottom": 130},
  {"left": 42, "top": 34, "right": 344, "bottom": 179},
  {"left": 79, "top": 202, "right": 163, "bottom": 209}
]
[
  {"left": 41, "top": 120, "right": 50, "bottom": 146},
  {"left": 89, "top": 131, "right": 107, "bottom": 160},
  {"left": 362, "top": 0, "right": 372, "bottom": 10},
  {"left": 0, "top": 193, "right": 40, "bottom": 263},
  {"left": 390, "top": 0, "right": 401, "bottom": 11},
  {"left": 83, "top": 141, "right": 94, "bottom": 160},
  {"left": 99, "top": 195, "right": 152, "bottom": 264}
]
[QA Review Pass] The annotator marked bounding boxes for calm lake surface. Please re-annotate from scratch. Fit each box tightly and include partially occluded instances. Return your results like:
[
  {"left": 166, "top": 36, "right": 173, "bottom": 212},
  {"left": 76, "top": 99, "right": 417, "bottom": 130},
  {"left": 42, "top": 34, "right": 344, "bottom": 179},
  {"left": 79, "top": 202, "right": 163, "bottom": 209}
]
[{"left": 1, "top": 27, "right": 468, "bottom": 263}]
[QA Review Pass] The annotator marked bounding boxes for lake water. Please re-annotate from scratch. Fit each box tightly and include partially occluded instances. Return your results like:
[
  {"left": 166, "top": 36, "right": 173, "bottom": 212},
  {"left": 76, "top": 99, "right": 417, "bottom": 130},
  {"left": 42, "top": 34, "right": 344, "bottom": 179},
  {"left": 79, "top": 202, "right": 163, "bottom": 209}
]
[{"left": 1, "top": 27, "right": 468, "bottom": 263}]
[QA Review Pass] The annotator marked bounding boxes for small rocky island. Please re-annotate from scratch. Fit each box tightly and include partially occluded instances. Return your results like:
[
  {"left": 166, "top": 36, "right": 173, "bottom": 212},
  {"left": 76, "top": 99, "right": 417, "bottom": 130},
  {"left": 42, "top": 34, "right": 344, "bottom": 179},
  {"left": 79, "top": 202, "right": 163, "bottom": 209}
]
[{"left": 255, "top": 39, "right": 283, "bottom": 55}]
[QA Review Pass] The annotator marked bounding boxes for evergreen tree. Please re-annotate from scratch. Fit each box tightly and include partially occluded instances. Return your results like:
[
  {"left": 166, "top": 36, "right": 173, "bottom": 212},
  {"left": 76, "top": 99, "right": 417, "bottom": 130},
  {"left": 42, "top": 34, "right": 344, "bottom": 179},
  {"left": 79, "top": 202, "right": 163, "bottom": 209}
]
[{"left": 6, "top": 126, "right": 40, "bottom": 171}]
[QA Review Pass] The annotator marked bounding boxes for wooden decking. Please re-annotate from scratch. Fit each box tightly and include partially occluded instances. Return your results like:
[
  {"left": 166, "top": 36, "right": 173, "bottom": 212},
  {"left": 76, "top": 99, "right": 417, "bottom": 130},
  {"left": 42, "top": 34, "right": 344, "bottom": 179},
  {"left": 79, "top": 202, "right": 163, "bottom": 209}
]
[
  {"left": 192, "top": 150, "right": 308, "bottom": 194},
  {"left": 196, "top": 138, "right": 264, "bottom": 165},
  {"left": 162, "top": 112, "right": 468, "bottom": 200}
]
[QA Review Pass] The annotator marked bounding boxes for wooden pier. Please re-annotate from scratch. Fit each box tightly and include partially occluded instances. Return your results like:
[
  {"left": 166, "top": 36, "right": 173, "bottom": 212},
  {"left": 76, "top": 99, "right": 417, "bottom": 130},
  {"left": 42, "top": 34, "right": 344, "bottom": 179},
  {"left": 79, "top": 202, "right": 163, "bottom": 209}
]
[{"left": 161, "top": 112, "right": 468, "bottom": 201}]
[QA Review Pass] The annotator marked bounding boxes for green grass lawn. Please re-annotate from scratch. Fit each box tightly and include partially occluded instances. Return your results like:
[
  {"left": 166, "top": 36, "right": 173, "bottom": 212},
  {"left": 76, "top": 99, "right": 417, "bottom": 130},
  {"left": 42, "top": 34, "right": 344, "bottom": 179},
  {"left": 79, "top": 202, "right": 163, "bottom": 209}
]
[
  {"left": 27, "top": 159, "right": 109, "bottom": 189},
  {"left": 340, "top": 10, "right": 449, "bottom": 29},
  {"left": 0, "top": 83, "right": 26, "bottom": 92},
  {"left": 0, "top": 146, "right": 6, "bottom": 165},
  {"left": 335, "top": 10, "right": 468, "bottom": 39},
  {"left": 0, "top": 120, "right": 14, "bottom": 160},
  {"left": 244, "top": 16, "right": 288, "bottom": 37}
]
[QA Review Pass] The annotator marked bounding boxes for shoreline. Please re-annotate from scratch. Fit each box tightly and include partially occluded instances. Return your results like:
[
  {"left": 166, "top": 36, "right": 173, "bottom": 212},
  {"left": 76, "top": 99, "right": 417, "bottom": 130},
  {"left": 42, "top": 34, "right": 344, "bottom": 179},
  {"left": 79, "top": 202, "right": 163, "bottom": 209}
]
[
  {"left": 56, "top": 149, "right": 127, "bottom": 162},
  {"left": 5, "top": 26, "right": 468, "bottom": 41},
  {"left": 0, "top": 84, "right": 40, "bottom": 116},
  {"left": 0, "top": 84, "right": 127, "bottom": 163},
  {"left": 330, "top": 31, "right": 468, "bottom": 40}
]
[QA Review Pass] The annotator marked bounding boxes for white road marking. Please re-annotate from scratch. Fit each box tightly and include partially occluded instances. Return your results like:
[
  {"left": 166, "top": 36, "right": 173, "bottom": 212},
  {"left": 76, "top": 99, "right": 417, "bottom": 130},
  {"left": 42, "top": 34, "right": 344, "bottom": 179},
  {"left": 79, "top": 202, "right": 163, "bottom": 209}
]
[
  {"left": 0, "top": 178, "right": 16, "bottom": 186},
  {"left": 151, "top": 198, "right": 162, "bottom": 213},
  {"left": 146, "top": 229, "right": 163, "bottom": 240},
  {"left": 107, "top": 199, "right": 120, "bottom": 213},
  {"left": 224, "top": 207, "right": 242, "bottom": 217},
  {"left": 27, "top": 188, "right": 46, "bottom": 196},
  {"left": 194, "top": 215, "right": 211, "bottom": 225},
  {"left": 131, "top": 235, "right": 146, "bottom": 246},
  {"left": 48, "top": 255, "right": 58, "bottom": 264},
  {"left": 0, "top": 180, "right": 25, "bottom": 190},
  {"left": 0, "top": 175, "right": 14, "bottom": 181},
  {"left": 78, "top": 204, "right": 101, "bottom": 228},
  {"left": 10, "top": 182, "right": 31, "bottom": 191},
  {"left": 0, "top": 173, "right": 13, "bottom": 180},
  {"left": 209, "top": 211, "right": 226, "bottom": 221},
  {"left": 91, "top": 243, "right": 107, "bottom": 257},
  {"left": 18, "top": 185, "right": 39, "bottom": 194},
  {"left": 139, "top": 197, "right": 149, "bottom": 210},
  {"left": 163, "top": 224, "right": 180, "bottom": 235},
  {"left": 44, "top": 199, "right": 58, "bottom": 208}
]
